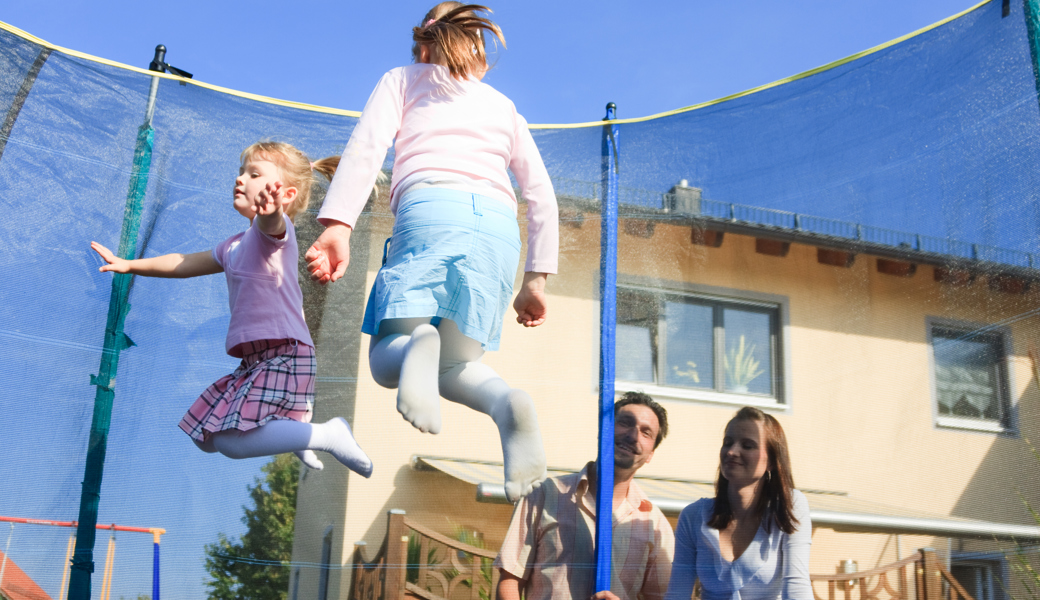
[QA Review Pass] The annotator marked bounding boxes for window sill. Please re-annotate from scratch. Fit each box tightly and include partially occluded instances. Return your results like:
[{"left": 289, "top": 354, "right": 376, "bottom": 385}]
[
  {"left": 936, "top": 415, "right": 1012, "bottom": 434},
  {"left": 615, "top": 380, "right": 785, "bottom": 410}
]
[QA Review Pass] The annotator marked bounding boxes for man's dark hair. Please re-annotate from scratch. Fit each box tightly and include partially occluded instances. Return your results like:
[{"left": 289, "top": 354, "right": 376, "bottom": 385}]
[{"left": 614, "top": 391, "right": 668, "bottom": 449}]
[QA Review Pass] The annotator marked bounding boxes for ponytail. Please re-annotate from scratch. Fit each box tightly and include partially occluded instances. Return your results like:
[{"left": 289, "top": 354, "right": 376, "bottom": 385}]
[
  {"left": 310, "top": 156, "right": 387, "bottom": 200},
  {"left": 412, "top": 3, "right": 505, "bottom": 81},
  {"left": 311, "top": 156, "right": 340, "bottom": 182}
]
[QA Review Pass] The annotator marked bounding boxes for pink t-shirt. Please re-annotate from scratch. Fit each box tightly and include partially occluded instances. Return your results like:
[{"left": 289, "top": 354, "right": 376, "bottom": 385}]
[
  {"left": 317, "top": 63, "right": 559, "bottom": 274},
  {"left": 212, "top": 215, "right": 314, "bottom": 357}
]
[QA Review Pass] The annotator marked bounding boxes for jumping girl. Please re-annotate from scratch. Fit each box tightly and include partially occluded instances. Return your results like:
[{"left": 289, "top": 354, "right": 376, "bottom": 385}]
[
  {"left": 91, "top": 141, "right": 373, "bottom": 477},
  {"left": 305, "top": 3, "right": 557, "bottom": 501}
]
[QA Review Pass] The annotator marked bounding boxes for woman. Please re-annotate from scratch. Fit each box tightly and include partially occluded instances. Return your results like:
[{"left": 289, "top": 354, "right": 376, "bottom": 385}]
[{"left": 665, "top": 407, "right": 812, "bottom": 600}]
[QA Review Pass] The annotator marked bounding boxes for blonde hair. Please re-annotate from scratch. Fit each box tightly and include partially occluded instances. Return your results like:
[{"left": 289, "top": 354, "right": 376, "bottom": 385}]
[
  {"left": 411, "top": 3, "right": 505, "bottom": 81},
  {"left": 240, "top": 142, "right": 383, "bottom": 220},
  {"left": 240, "top": 141, "right": 315, "bottom": 221}
]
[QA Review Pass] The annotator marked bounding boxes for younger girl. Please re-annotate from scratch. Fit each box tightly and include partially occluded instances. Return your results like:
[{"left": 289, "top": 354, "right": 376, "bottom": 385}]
[
  {"left": 305, "top": 3, "right": 557, "bottom": 501},
  {"left": 91, "top": 141, "right": 373, "bottom": 477}
]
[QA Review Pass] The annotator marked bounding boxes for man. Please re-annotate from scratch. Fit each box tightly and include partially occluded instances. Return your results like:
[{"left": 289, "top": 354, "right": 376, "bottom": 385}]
[{"left": 494, "top": 392, "right": 674, "bottom": 600}]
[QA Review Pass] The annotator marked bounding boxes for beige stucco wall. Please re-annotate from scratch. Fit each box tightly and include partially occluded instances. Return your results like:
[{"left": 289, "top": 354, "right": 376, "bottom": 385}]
[{"left": 293, "top": 208, "right": 1040, "bottom": 599}]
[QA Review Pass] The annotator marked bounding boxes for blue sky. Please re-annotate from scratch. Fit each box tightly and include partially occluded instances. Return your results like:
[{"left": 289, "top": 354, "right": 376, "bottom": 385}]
[
  {"left": 0, "top": 2, "right": 990, "bottom": 599},
  {"left": 1, "top": 1, "right": 981, "bottom": 124}
]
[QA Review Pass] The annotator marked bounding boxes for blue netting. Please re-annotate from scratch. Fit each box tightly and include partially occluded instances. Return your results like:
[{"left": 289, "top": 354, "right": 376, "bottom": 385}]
[{"left": 1, "top": 1, "right": 1039, "bottom": 598}]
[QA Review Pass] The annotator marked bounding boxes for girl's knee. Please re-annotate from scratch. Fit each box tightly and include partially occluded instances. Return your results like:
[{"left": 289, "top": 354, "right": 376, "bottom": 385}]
[
  {"left": 370, "top": 364, "right": 400, "bottom": 388},
  {"left": 194, "top": 437, "right": 218, "bottom": 454},
  {"left": 211, "top": 430, "right": 248, "bottom": 459}
]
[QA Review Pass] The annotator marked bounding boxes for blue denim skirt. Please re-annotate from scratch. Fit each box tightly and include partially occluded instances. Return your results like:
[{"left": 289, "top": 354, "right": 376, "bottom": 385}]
[{"left": 361, "top": 188, "right": 522, "bottom": 351}]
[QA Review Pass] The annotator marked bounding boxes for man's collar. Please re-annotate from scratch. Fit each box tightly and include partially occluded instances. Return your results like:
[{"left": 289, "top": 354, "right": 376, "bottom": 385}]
[{"left": 576, "top": 461, "right": 654, "bottom": 513}]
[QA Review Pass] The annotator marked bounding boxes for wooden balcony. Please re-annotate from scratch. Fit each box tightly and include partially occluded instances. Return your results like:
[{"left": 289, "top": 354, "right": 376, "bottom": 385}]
[{"left": 350, "top": 510, "right": 975, "bottom": 600}]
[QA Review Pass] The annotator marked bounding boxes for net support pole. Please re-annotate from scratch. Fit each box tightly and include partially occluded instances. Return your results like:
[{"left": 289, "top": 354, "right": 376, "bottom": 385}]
[
  {"left": 594, "top": 102, "right": 620, "bottom": 594},
  {"left": 0, "top": 47, "right": 51, "bottom": 165},
  {"left": 152, "top": 529, "right": 162, "bottom": 600},
  {"left": 68, "top": 71, "right": 158, "bottom": 600},
  {"left": 1025, "top": 0, "right": 1040, "bottom": 106},
  {"left": 0, "top": 523, "right": 13, "bottom": 592}
]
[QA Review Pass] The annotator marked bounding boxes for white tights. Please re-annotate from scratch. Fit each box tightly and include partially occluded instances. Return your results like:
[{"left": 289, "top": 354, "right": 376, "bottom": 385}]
[
  {"left": 195, "top": 417, "right": 373, "bottom": 478},
  {"left": 368, "top": 318, "right": 545, "bottom": 501}
]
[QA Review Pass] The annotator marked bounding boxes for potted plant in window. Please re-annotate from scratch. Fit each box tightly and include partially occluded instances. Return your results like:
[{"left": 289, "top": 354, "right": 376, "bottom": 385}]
[{"left": 725, "top": 335, "right": 764, "bottom": 394}]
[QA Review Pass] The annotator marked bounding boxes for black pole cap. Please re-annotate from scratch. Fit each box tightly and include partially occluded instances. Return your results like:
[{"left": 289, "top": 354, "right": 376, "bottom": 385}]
[{"left": 149, "top": 45, "right": 167, "bottom": 72}]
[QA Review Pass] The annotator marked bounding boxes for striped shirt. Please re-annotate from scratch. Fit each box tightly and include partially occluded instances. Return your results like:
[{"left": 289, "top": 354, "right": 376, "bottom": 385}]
[{"left": 494, "top": 462, "right": 675, "bottom": 600}]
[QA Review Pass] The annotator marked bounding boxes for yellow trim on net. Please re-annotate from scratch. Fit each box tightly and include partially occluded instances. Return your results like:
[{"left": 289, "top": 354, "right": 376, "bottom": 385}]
[
  {"left": 0, "top": 0, "right": 992, "bottom": 127},
  {"left": 529, "top": 0, "right": 994, "bottom": 129},
  {"left": 0, "top": 20, "right": 362, "bottom": 117}
]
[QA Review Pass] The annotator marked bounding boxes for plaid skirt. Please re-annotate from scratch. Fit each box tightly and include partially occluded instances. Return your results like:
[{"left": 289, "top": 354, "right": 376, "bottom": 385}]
[{"left": 178, "top": 339, "right": 315, "bottom": 442}]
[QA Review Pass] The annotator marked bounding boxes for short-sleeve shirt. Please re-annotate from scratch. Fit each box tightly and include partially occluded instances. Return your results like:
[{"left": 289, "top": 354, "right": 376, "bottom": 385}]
[
  {"left": 212, "top": 215, "right": 313, "bottom": 357},
  {"left": 494, "top": 462, "right": 675, "bottom": 600}
]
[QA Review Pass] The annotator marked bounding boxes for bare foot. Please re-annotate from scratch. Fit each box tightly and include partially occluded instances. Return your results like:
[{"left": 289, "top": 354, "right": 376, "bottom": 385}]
[
  {"left": 397, "top": 324, "right": 442, "bottom": 434},
  {"left": 492, "top": 390, "right": 547, "bottom": 502}
]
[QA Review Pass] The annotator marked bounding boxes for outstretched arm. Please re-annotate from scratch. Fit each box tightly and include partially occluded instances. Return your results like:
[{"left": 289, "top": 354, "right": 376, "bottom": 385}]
[
  {"left": 305, "top": 222, "right": 352, "bottom": 284},
  {"left": 90, "top": 242, "right": 222, "bottom": 278},
  {"left": 513, "top": 272, "right": 549, "bottom": 327}
]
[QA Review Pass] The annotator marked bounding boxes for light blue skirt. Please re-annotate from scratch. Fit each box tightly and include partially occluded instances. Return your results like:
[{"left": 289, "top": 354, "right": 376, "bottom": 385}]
[{"left": 361, "top": 188, "right": 522, "bottom": 351}]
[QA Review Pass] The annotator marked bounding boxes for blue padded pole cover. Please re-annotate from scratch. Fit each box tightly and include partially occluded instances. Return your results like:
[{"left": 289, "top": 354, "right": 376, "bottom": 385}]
[
  {"left": 153, "top": 539, "right": 160, "bottom": 600},
  {"left": 595, "top": 102, "right": 620, "bottom": 594}
]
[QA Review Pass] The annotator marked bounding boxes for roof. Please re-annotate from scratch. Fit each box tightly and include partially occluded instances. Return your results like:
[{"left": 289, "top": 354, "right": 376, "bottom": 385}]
[
  {"left": 413, "top": 455, "right": 1040, "bottom": 542},
  {"left": 0, "top": 550, "right": 54, "bottom": 600}
]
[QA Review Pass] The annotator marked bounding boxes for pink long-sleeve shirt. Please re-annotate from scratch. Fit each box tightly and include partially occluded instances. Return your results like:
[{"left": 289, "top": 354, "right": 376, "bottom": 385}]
[{"left": 317, "top": 63, "right": 559, "bottom": 274}]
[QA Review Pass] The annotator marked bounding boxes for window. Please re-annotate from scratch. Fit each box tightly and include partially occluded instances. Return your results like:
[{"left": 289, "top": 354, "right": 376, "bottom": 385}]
[
  {"left": 951, "top": 558, "right": 1005, "bottom": 600},
  {"left": 616, "top": 286, "right": 783, "bottom": 404},
  {"left": 931, "top": 322, "right": 1011, "bottom": 432},
  {"left": 318, "top": 527, "right": 333, "bottom": 600}
]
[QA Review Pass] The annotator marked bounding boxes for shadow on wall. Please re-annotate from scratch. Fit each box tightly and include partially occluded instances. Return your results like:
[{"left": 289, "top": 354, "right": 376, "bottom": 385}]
[{"left": 951, "top": 342, "right": 1040, "bottom": 528}]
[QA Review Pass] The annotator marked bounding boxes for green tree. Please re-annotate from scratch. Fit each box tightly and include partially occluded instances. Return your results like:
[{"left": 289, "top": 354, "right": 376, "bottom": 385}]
[{"left": 204, "top": 454, "right": 299, "bottom": 600}]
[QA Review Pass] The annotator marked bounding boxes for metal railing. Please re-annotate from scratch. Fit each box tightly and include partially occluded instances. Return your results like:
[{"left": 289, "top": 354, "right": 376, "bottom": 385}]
[{"left": 546, "top": 176, "right": 1038, "bottom": 272}]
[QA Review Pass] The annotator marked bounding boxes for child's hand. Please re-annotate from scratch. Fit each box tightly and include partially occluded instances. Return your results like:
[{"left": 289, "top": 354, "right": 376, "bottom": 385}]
[
  {"left": 90, "top": 241, "right": 130, "bottom": 273},
  {"left": 513, "top": 272, "right": 549, "bottom": 327},
  {"left": 306, "top": 222, "right": 353, "bottom": 285},
  {"left": 253, "top": 181, "right": 287, "bottom": 216}
]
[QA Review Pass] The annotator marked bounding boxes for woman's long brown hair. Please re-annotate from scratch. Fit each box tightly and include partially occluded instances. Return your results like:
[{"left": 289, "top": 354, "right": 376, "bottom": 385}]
[
  {"left": 412, "top": 3, "right": 505, "bottom": 81},
  {"left": 708, "top": 406, "right": 799, "bottom": 535}
]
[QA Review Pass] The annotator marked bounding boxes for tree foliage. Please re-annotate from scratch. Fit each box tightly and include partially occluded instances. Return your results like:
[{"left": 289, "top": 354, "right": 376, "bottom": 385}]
[{"left": 204, "top": 454, "right": 299, "bottom": 600}]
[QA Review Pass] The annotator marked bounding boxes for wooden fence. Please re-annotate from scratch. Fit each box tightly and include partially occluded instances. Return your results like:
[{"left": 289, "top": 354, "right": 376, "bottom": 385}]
[{"left": 350, "top": 511, "right": 973, "bottom": 600}]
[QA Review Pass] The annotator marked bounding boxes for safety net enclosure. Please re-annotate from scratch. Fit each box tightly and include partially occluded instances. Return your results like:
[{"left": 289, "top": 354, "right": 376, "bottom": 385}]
[{"left": 3, "top": 1, "right": 1040, "bottom": 599}]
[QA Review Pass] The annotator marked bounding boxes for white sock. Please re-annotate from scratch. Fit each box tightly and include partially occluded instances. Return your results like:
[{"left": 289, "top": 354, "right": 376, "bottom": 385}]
[
  {"left": 210, "top": 418, "right": 372, "bottom": 478},
  {"left": 370, "top": 319, "right": 442, "bottom": 434},
  {"left": 437, "top": 320, "right": 546, "bottom": 501},
  {"left": 295, "top": 450, "right": 324, "bottom": 470},
  {"left": 310, "top": 418, "right": 373, "bottom": 478}
]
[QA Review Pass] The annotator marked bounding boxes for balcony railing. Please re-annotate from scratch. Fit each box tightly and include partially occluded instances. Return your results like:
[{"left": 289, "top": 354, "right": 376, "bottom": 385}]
[{"left": 350, "top": 510, "right": 975, "bottom": 600}]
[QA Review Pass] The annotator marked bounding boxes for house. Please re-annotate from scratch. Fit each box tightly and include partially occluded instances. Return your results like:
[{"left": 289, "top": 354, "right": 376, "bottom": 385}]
[
  {"left": 284, "top": 3, "right": 1040, "bottom": 599},
  {"left": 0, "top": 551, "right": 53, "bottom": 600},
  {"left": 288, "top": 178, "right": 1040, "bottom": 600}
]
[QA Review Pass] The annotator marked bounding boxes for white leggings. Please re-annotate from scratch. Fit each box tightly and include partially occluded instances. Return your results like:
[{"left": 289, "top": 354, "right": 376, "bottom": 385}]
[{"left": 368, "top": 317, "right": 509, "bottom": 416}]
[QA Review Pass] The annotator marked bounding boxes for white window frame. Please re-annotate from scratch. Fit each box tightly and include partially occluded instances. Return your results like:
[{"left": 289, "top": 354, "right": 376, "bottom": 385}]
[
  {"left": 612, "top": 277, "right": 792, "bottom": 411},
  {"left": 927, "top": 316, "right": 1016, "bottom": 435}
]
